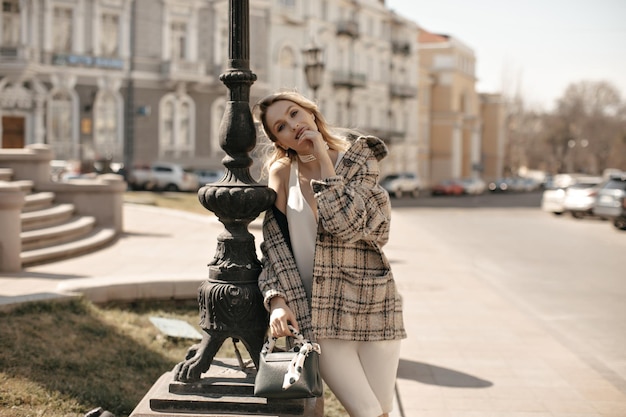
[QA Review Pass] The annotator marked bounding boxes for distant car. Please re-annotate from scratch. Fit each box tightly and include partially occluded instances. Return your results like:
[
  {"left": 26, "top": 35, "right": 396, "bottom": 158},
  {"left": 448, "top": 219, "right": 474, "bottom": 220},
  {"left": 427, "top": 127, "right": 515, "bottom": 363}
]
[
  {"left": 195, "top": 169, "right": 225, "bottom": 186},
  {"left": 563, "top": 180, "right": 605, "bottom": 219},
  {"left": 381, "top": 172, "right": 421, "bottom": 198},
  {"left": 541, "top": 175, "right": 603, "bottom": 216},
  {"left": 459, "top": 178, "right": 486, "bottom": 195},
  {"left": 129, "top": 162, "right": 199, "bottom": 192},
  {"left": 431, "top": 179, "right": 464, "bottom": 196},
  {"left": 593, "top": 173, "right": 626, "bottom": 230}
]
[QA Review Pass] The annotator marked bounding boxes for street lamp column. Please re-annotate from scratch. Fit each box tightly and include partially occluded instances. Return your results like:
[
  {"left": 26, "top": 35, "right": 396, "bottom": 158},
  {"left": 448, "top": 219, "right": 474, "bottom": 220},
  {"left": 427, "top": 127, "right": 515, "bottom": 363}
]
[{"left": 172, "top": 0, "right": 275, "bottom": 382}]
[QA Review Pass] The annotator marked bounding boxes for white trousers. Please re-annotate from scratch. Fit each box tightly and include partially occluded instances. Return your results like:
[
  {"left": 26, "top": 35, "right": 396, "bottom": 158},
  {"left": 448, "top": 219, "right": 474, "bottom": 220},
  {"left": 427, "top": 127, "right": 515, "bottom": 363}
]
[{"left": 318, "top": 339, "right": 402, "bottom": 417}]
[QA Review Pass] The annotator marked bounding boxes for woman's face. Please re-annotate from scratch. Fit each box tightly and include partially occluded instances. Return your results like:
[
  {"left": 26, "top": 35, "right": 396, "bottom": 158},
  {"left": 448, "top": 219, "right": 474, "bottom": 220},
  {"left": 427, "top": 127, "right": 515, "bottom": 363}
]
[{"left": 265, "top": 100, "right": 318, "bottom": 153}]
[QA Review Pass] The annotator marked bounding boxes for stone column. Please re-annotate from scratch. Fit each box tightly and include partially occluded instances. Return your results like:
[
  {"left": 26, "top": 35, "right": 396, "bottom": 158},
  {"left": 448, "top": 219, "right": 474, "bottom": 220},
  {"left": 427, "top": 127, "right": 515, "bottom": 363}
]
[{"left": 0, "top": 183, "right": 25, "bottom": 272}]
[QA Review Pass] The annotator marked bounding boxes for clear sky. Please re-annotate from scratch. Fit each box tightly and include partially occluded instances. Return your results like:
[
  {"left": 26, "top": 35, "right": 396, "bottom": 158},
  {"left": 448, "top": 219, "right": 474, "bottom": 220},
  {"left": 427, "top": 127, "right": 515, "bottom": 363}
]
[{"left": 386, "top": 0, "right": 626, "bottom": 110}]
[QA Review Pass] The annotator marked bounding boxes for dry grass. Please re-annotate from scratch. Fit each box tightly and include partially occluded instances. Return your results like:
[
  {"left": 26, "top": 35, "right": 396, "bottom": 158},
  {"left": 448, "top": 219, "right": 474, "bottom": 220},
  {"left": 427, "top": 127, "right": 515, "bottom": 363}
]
[
  {"left": 123, "top": 191, "right": 212, "bottom": 216},
  {"left": 0, "top": 299, "right": 203, "bottom": 417},
  {"left": 0, "top": 299, "right": 346, "bottom": 416}
]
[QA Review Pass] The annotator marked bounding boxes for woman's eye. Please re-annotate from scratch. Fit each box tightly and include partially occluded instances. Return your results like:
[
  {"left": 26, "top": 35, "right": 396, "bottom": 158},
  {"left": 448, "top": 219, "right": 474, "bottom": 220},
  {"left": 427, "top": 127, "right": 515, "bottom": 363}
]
[
  {"left": 277, "top": 124, "right": 284, "bottom": 132},
  {"left": 290, "top": 110, "right": 298, "bottom": 117}
]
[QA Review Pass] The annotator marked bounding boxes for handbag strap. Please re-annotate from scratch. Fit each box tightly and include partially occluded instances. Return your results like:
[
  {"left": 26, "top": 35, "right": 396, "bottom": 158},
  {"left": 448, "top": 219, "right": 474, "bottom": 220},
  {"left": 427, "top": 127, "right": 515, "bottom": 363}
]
[{"left": 261, "top": 325, "right": 309, "bottom": 354}]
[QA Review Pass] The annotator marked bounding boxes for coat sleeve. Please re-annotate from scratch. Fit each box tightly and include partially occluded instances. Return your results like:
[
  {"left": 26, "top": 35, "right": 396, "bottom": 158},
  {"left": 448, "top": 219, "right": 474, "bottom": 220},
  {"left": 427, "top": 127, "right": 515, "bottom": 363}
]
[
  {"left": 258, "top": 208, "right": 289, "bottom": 311},
  {"left": 312, "top": 144, "right": 391, "bottom": 245}
]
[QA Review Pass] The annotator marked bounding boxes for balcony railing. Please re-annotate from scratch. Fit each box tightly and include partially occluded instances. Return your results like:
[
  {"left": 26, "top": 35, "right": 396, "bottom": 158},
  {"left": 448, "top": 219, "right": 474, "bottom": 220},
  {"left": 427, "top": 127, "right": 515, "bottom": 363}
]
[
  {"left": 391, "top": 41, "right": 411, "bottom": 56},
  {"left": 390, "top": 83, "right": 417, "bottom": 99},
  {"left": 332, "top": 70, "right": 366, "bottom": 89},
  {"left": 336, "top": 20, "right": 359, "bottom": 38}
]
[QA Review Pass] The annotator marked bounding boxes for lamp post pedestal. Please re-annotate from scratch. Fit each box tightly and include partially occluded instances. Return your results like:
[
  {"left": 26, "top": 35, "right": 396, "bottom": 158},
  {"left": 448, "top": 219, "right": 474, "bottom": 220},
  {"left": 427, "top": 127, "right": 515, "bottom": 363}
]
[{"left": 130, "top": 361, "right": 322, "bottom": 417}]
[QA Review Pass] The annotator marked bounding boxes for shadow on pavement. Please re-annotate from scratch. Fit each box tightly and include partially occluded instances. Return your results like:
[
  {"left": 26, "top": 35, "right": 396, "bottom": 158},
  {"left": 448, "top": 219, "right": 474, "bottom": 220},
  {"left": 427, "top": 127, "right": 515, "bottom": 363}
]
[{"left": 397, "top": 359, "right": 493, "bottom": 388}]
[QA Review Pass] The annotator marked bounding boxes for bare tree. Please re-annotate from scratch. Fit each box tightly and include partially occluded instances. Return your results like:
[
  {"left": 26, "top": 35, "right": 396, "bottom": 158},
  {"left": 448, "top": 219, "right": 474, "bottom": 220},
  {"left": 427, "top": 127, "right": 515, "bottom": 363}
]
[{"left": 553, "top": 81, "right": 625, "bottom": 173}]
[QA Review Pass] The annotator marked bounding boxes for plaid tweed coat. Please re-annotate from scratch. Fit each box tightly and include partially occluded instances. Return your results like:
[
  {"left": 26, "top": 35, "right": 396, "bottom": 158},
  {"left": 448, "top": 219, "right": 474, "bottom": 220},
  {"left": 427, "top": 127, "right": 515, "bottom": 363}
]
[{"left": 258, "top": 135, "right": 406, "bottom": 342}]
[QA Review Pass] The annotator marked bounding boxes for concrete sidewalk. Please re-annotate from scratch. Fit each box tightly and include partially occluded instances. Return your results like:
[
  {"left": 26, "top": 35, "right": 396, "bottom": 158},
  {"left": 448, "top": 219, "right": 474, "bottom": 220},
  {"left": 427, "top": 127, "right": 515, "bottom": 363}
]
[{"left": 1, "top": 203, "right": 626, "bottom": 416}]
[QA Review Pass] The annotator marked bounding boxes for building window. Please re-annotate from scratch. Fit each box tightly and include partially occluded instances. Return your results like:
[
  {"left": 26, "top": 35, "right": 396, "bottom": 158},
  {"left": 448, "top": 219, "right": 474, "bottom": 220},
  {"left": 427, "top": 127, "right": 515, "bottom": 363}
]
[
  {"left": 48, "top": 91, "right": 74, "bottom": 160},
  {"left": 53, "top": 7, "right": 73, "bottom": 53},
  {"left": 159, "top": 94, "right": 195, "bottom": 158},
  {"left": 277, "top": 46, "right": 296, "bottom": 89},
  {"left": 2, "top": 0, "right": 20, "bottom": 46},
  {"left": 100, "top": 13, "right": 119, "bottom": 57},
  {"left": 170, "top": 21, "right": 187, "bottom": 60},
  {"left": 94, "top": 92, "right": 122, "bottom": 160}
]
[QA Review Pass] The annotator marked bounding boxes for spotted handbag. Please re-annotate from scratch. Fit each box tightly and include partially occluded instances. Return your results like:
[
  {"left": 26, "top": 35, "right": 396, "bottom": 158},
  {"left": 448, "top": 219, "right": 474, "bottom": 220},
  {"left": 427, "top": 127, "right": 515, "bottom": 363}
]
[{"left": 253, "top": 325, "right": 323, "bottom": 399}]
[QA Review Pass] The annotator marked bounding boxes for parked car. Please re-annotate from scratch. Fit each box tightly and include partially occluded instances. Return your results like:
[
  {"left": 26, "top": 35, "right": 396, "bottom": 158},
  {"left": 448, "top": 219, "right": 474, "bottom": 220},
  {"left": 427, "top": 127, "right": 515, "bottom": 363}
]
[
  {"left": 128, "top": 162, "right": 199, "bottom": 192},
  {"left": 380, "top": 172, "right": 421, "bottom": 198},
  {"left": 541, "top": 175, "right": 603, "bottom": 216},
  {"left": 563, "top": 180, "right": 605, "bottom": 219},
  {"left": 460, "top": 177, "right": 486, "bottom": 195},
  {"left": 431, "top": 179, "right": 464, "bottom": 196},
  {"left": 593, "top": 173, "right": 626, "bottom": 230},
  {"left": 195, "top": 169, "right": 225, "bottom": 186}
]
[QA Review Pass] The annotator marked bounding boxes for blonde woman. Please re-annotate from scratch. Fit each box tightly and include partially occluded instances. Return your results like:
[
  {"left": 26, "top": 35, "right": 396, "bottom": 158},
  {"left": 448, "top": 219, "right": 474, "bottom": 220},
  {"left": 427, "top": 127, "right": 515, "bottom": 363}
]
[{"left": 254, "top": 91, "right": 406, "bottom": 417}]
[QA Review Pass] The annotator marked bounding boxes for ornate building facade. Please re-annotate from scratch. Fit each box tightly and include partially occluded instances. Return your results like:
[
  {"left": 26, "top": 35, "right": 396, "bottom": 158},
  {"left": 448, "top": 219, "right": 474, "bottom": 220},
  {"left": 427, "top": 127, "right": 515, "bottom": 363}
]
[
  {"left": 1, "top": 0, "right": 420, "bottom": 180},
  {"left": 1, "top": 0, "right": 507, "bottom": 187}
]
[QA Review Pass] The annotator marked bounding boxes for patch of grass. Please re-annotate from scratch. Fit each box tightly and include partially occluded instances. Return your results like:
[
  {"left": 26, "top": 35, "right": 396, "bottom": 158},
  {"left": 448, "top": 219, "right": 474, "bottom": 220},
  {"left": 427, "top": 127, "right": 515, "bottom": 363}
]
[
  {"left": 124, "top": 191, "right": 212, "bottom": 216},
  {"left": 0, "top": 299, "right": 346, "bottom": 417}
]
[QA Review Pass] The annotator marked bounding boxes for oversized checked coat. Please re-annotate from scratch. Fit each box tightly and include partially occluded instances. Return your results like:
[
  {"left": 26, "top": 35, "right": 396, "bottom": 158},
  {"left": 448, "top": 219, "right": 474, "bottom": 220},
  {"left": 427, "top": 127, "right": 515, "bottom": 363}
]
[{"left": 258, "top": 135, "right": 406, "bottom": 342}]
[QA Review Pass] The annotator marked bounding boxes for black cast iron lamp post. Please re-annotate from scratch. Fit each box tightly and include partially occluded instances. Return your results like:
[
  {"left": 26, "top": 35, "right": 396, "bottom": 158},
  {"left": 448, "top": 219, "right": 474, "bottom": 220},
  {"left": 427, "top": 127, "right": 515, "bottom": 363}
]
[
  {"left": 172, "top": 0, "right": 275, "bottom": 382},
  {"left": 303, "top": 44, "right": 324, "bottom": 101}
]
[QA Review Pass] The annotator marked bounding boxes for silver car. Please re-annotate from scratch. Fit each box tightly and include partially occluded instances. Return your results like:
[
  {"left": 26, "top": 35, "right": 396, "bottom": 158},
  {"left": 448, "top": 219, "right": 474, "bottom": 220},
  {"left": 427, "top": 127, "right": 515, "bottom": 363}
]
[{"left": 593, "top": 173, "right": 626, "bottom": 230}]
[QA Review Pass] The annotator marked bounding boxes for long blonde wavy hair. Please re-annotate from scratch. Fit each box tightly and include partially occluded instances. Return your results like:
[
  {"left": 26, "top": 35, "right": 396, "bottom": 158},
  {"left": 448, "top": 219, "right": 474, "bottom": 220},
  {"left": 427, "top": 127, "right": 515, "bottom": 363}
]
[{"left": 253, "top": 91, "right": 351, "bottom": 178}]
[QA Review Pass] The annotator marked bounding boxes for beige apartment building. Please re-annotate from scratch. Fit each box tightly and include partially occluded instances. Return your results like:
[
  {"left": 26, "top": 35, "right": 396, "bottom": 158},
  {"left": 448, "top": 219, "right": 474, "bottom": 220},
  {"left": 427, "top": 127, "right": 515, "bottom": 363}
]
[{"left": 417, "top": 28, "right": 506, "bottom": 186}]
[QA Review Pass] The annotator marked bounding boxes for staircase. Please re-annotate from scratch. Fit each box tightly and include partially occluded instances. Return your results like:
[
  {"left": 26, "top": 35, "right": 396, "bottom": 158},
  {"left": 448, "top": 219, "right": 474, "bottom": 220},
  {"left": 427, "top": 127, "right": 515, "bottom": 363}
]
[{"left": 0, "top": 168, "right": 117, "bottom": 267}]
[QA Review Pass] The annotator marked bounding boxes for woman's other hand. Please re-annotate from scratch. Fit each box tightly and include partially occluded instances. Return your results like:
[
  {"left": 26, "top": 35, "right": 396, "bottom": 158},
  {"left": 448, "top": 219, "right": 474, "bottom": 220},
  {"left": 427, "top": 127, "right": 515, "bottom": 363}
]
[{"left": 269, "top": 297, "right": 299, "bottom": 337}]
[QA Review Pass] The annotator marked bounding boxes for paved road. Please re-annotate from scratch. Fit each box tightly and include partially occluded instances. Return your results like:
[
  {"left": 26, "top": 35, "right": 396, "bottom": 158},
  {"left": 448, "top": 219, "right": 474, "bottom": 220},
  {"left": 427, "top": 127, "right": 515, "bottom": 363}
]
[{"left": 388, "top": 191, "right": 626, "bottom": 393}]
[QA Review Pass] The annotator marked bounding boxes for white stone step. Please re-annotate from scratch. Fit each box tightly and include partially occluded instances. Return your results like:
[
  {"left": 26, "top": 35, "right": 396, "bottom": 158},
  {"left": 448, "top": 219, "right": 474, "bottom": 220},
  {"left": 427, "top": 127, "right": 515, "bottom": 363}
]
[
  {"left": 0, "top": 168, "right": 12, "bottom": 181},
  {"left": 23, "top": 191, "right": 55, "bottom": 213},
  {"left": 21, "top": 216, "right": 96, "bottom": 251},
  {"left": 21, "top": 227, "right": 117, "bottom": 267},
  {"left": 21, "top": 203, "right": 75, "bottom": 231}
]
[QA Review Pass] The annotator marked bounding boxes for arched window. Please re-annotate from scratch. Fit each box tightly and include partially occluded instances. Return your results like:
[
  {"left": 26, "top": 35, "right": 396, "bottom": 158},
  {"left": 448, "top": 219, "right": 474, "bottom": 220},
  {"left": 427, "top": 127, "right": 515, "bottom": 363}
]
[
  {"left": 94, "top": 91, "right": 122, "bottom": 160},
  {"left": 159, "top": 93, "right": 195, "bottom": 158},
  {"left": 2, "top": 0, "right": 20, "bottom": 46},
  {"left": 100, "top": 13, "right": 120, "bottom": 57}
]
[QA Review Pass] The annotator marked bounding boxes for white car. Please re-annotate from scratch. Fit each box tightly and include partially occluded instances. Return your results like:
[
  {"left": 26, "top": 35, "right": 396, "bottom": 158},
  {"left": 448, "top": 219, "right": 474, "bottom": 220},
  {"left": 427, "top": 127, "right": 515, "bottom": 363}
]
[
  {"left": 563, "top": 180, "right": 604, "bottom": 218},
  {"left": 129, "top": 162, "right": 199, "bottom": 192},
  {"left": 541, "top": 175, "right": 603, "bottom": 216},
  {"left": 380, "top": 172, "right": 421, "bottom": 198}
]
